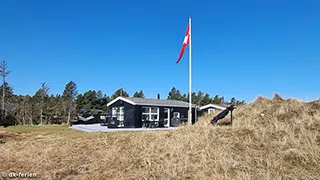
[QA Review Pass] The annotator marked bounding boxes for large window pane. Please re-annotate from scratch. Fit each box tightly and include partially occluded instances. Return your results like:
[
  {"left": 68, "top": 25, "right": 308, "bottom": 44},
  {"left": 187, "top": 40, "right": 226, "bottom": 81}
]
[
  {"left": 112, "top": 107, "right": 117, "bottom": 117},
  {"left": 151, "top": 108, "right": 158, "bottom": 113},
  {"left": 119, "top": 107, "right": 124, "bottom": 115},
  {"left": 142, "top": 107, "right": 149, "bottom": 113},
  {"left": 142, "top": 114, "right": 149, "bottom": 121},
  {"left": 151, "top": 115, "right": 158, "bottom": 121},
  {"left": 141, "top": 107, "right": 159, "bottom": 124}
]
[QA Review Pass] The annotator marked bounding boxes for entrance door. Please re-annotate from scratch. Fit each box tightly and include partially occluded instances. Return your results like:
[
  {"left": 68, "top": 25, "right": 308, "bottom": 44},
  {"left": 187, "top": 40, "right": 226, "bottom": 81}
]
[{"left": 164, "top": 108, "right": 170, "bottom": 127}]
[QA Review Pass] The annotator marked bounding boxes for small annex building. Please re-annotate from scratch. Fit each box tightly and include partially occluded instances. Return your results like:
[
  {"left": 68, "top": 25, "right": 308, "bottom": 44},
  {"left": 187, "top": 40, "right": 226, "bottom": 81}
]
[{"left": 197, "top": 104, "right": 226, "bottom": 117}]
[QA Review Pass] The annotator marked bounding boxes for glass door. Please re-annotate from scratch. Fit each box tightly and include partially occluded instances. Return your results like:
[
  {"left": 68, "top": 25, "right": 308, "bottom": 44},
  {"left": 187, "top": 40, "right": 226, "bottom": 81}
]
[{"left": 164, "top": 108, "right": 170, "bottom": 127}]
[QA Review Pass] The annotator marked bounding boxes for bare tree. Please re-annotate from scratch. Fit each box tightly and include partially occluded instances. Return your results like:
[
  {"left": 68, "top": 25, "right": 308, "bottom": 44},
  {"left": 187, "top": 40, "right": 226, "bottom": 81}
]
[
  {"left": 24, "top": 96, "right": 34, "bottom": 125},
  {"left": 22, "top": 96, "right": 27, "bottom": 125},
  {"left": 0, "top": 60, "right": 11, "bottom": 119},
  {"left": 40, "top": 82, "right": 50, "bottom": 124},
  {"left": 62, "top": 81, "right": 77, "bottom": 124}
]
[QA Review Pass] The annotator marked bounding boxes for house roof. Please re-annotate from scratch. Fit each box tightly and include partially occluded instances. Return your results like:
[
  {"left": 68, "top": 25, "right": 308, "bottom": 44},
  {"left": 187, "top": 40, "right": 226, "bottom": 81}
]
[
  {"left": 107, "top": 97, "right": 198, "bottom": 108},
  {"left": 79, "top": 109, "right": 104, "bottom": 113},
  {"left": 199, "top": 104, "right": 226, "bottom": 110}
]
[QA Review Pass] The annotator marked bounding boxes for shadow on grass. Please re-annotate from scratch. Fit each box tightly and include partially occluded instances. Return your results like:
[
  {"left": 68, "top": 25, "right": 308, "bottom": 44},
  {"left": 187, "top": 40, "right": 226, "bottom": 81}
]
[
  {"left": 208, "top": 121, "right": 233, "bottom": 127},
  {"left": 217, "top": 121, "right": 233, "bottom": 126}
]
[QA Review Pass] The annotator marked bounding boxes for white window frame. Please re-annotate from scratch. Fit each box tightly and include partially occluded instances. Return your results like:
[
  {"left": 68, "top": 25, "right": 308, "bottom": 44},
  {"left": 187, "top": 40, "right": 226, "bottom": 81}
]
[
  {"left": 208, "top": 108, "right": 215, "bottom": 114},
  {"left": 112, "top": 107, "right": 124, "bottom": 121},
  {"left": 164, "top": 108, "right": 170, "bottom": 127},
  {"left": 142, "top": 107, "right": 159, "bottom": 121},
  {"left": 112, "top": 107, "right": 117, "bottom": 117},
  {"left": 118, "top": 107, "right": 124, "bottom": 121}
]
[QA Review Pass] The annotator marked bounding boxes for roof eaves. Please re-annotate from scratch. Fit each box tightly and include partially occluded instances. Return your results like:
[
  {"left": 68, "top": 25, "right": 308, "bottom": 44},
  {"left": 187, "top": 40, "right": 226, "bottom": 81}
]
[
  {"left": 199, "top": 104, "right": 226, "bottom": 110},
  {"left": 107, "top": 97, "right": 136, "bottom": 106}
]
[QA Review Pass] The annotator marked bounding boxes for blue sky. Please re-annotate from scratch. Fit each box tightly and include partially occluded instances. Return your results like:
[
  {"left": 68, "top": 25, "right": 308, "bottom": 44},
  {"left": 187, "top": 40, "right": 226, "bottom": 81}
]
[{"left": 0, "top": 0, "right": 319, "bottom": 102}]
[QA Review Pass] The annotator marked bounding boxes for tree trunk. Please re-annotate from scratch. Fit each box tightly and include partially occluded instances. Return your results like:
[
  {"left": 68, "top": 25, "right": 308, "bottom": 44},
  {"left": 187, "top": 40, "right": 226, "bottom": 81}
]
[
  {"left": 46, "top": 115, "right": 51, "bottom": 125},
  {"left": 28, "top": 114, "right": 33, "bottom": 125},
  {"left": 67, "top": 111, "right": 71, "bottom": 124},
  {"left": 23, "top": 102, "right": 26, "bottom": 125},
  {"left": 16, "top": 116, "right": 22, "bottom": 125},
  {"left": 40, "top": 108, "right": 43, "bottom": 125},
  {"left": 22, "top": 113, "right": 25, "bottom": 125},
  {"left": 19, "top": 107, "right": 23, "bottom": 125},
  {"left": 2, "top": 78, "right": 5, "bottom": 119}
]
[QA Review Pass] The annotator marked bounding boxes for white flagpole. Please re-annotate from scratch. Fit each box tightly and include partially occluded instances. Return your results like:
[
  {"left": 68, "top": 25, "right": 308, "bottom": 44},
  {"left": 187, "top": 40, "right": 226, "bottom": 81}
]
[{"left": 188, "top": 17, "right": 192, "bottom": 125}]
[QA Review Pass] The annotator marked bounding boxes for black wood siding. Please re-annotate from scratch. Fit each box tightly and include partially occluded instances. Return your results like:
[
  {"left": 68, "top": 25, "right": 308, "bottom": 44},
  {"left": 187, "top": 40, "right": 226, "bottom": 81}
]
[
  {"left": 124, "top": 104, "right": 135, "bottom": 128},
  {"left": 134, "top": 106, "right": 142, "bottom": 128},
  {"left": 198, "top": 109, "right": 205, "bottom": 117},
  {"left": 108, "top": 100, "right": 135, "bottom": 128}
]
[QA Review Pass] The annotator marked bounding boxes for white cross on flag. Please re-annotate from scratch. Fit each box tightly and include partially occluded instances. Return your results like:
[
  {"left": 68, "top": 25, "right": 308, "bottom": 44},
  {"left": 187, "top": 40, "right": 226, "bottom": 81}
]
[{"left": 176, "top": 23, "right": 190, "bottom": 63}]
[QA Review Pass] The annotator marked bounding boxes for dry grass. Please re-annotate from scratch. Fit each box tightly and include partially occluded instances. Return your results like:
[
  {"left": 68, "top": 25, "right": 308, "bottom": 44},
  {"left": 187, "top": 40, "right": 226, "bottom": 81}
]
[{"left": 0, "top": 95, "right": 320, "bottom": 180}]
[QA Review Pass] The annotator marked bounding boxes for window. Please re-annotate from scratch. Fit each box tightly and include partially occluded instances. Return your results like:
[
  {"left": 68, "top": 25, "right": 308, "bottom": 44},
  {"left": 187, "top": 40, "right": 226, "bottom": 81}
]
[
  {"left": 151, "top": 107, "right": 158, "bottom": 113},
  {"left": 151, "top": 114, "right": 158, "bottom": 120},
  {"left": 112, "top": 107, "right": 124, "bottom": 126},
  {"left": 112, "top": 107, "right": 117, "bottom": 117},
  {"left": 142, "top": 107, "right": 149, "bottom": 113},
  {"left": 142, "top": 114, "right": 149, "bottom": 121},
  {"left": 208, "top": 108, "right": 215, "bottom": 114},
  {"left": 118, "top": 107, "right": 124, "bottom": 121},
  {"left": 142, "top": 107, "right": 159, "bottom": 121},
  {"left": 173, "top": 112, "right": 180, "bottom": 118},
  {"left": 164, "top": 108, "right": 170, "bottom": 127}
]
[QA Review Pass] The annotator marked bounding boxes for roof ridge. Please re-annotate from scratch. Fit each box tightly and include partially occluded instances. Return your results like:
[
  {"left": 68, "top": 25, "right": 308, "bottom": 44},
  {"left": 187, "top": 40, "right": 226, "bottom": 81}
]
[
  {"left": 128, "top": 97, "right": 188, "bottom": 101},
  {"left": 116, "top": 96, "right": 198, "bottom": 107}
]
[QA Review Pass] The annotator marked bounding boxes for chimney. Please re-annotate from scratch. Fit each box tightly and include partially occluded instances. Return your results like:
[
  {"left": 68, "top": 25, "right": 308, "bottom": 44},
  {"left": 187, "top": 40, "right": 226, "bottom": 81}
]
[{"left": 157, "top": 94, "right": 160, "bottom": 99}]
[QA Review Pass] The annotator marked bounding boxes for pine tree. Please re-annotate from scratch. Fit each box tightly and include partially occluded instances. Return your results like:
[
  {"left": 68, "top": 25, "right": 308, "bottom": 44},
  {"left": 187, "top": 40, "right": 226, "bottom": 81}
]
[
  {"left": 133, "top": 90, "right": 145, "bottom": 98},
  {"left": 211, "top": 95, "right": 220, "bottom": 104},
  {"left": 168, "top": 87, "right": 184, "bottom": 100},
  {"left": 96, "top": 90, "right": 103, "bottom": 99},
  {"left": 201, "top": 93, "right": 211, "bottom": 106},
  {"left": 111, "top": 88, "right": 129, "bottom": 99}
]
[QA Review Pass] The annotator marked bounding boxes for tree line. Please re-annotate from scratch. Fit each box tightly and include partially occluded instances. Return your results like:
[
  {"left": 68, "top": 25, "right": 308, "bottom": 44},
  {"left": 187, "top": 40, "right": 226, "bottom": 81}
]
[
  {"left": 0, "top": 60, "right": 245, "bottom": 126},
  {"left": 166, "top": 87, "right": 245, "bottom": 106}
]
